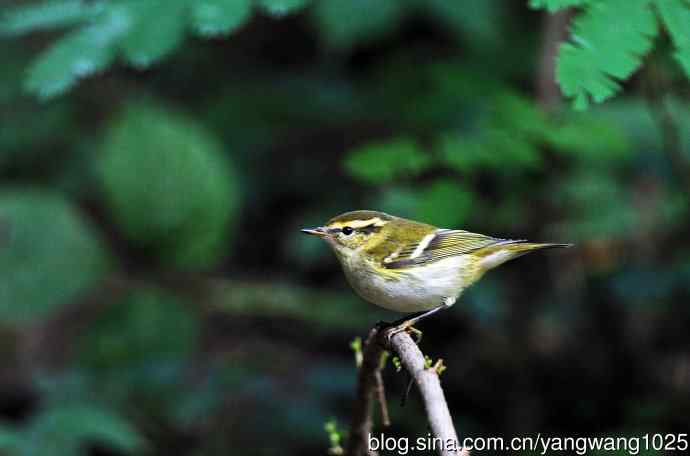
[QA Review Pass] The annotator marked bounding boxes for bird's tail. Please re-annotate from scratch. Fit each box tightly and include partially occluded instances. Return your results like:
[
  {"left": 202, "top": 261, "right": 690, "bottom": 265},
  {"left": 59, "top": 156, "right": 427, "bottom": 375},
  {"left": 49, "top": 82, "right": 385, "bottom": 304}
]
[{"left": 476, "top": 241, "right": 572, "bottom": 270}]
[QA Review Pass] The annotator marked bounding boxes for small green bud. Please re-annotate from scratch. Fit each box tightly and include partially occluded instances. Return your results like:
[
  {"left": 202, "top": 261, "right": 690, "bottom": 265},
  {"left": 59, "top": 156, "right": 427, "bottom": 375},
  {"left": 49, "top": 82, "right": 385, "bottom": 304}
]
[
  {"left": 350, "top": 337, "right": 363, "bottom": 368},
  {"left": 392, "top": 356, "right": 402, "bottom": 372},
  {"left": 324, "top": 418, "right": 344, "bottom": 455}
]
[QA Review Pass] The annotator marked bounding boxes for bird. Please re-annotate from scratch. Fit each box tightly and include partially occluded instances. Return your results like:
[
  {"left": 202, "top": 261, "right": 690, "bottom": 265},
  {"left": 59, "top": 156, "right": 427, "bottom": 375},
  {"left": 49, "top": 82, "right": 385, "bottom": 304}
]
[{"left": 302, "top": 210, "right": 571, "bottom": 340}]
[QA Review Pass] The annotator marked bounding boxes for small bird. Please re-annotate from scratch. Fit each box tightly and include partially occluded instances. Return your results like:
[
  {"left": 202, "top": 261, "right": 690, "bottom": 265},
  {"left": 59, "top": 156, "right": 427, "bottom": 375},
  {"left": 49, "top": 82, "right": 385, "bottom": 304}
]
[{"left": 302, "top": 210, "right": 571, "bottom": 338}]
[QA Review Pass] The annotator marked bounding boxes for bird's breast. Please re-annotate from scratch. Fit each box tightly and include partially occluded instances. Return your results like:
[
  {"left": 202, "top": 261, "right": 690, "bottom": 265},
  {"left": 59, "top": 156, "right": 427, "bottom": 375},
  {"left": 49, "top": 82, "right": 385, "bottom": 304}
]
[{"left": 339, "top": 253, "right": 473, "bottom": 313}]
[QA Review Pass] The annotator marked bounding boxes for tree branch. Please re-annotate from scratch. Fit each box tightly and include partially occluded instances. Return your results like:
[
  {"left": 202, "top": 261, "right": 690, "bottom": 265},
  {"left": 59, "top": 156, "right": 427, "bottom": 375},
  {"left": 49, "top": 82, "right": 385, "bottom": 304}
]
[
  {"left": 346, "top": 327, "right": 386, "bottom": 456},
  {"left": 535, "top": 8, "right": 574, "bottom": 109},
  {"left": 346, "top": 326, "right": 469, "bottom": 456}
]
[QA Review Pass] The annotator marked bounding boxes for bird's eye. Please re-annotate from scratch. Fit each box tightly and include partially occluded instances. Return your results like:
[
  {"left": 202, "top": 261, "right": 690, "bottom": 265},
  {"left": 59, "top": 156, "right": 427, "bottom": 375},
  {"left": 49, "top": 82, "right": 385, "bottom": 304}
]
[{"left": 342, "top": 226, "right": 354, "bottom": 235}]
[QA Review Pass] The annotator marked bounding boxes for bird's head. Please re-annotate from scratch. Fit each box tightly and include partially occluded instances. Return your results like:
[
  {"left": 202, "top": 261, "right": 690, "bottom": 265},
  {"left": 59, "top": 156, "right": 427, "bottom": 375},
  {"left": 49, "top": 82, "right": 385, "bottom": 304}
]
[{"left": 301, "top": 210, "right": 394, "bottom": 255}]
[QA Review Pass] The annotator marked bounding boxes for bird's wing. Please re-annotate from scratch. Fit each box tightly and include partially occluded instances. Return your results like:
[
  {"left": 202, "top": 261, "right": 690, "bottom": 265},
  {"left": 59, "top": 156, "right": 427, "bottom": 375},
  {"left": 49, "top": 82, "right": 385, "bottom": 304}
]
[{"left": 382, "top": 229, "right": 518, "bottom": 269}]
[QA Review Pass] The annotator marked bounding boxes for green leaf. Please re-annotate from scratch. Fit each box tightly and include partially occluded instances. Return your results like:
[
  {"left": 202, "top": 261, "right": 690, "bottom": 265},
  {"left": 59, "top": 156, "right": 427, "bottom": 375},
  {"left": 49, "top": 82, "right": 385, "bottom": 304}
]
[
  {"left": 120, "top": 0, "right": 187, "bottom": 68},
  {"left": 556, "top": 0, "right": 658, "bottom": 109},
  {"left": 489, "top": 91, "right": 551, "bottom": 138},
  {"left": 544, "top": 112, "right": 631, "bottom": 162},
  {"left": 371, "top": 186, "right": 421, "bottom": 220},
  {"left": 24, "top": 3, "right": 131, "bottom": 99},
  {"left": 439, "top": 130, "right": 542, "bottom": 174},
  {"left": 653, "top": 0, "right": 690, "bottom": 47},
  {"left": 0, "top": 0, "right": 100, "bottom": 37},
  {"left": 190, "top": 0, "right": 252, "bottom": 37},
  {"left": 415, "top": 179, "right": 474, "bottom": 228},
  {"left": 439, "top": 134, "right": 488, "bottom": 173},
  {"left": 257, "top": 0, "right": 309, "bottom": 17},
  {"left": 344, "top": 137, "right": 432, "bottom": 183},
  {"left": 528, "top": 0, "right": 587, "bottom": 12},
  {"left": 312, "top": 0, "right": 404, "bottom": 50},
  {"left": 434, "top": 89, "right": 546, "bottom": 174},
  {"left": 99, "top": 101, "right": 240, "bottom": 269},
  {"left": 0, "top": 189, "right": 111, "bottom": 324},
  {"left": 654, "top": 0, "right": 690, "bottom": 77}
]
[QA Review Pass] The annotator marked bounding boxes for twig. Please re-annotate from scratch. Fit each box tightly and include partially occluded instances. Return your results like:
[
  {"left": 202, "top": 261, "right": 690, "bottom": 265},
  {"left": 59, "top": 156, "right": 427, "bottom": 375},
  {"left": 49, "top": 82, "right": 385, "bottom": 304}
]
[
  {"left": 374, "top": 369, "right": 390, "bottom": 427},
  {"left": 346, "top": 327, "right": 386, "bottom": 456},
  {"left": 345, "top": 326, "right": 469, "bottom": 456}
]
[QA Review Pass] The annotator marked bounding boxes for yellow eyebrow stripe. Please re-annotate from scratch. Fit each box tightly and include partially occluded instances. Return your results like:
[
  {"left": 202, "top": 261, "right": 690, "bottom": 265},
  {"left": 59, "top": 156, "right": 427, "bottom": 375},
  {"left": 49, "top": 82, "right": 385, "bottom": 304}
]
[{"left": 329, "top": 217, "right": 388, "bottom": 229}]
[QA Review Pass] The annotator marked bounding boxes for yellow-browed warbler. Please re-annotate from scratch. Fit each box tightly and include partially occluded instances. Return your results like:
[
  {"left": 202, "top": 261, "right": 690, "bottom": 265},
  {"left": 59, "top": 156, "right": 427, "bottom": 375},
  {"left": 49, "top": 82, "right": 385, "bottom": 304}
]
[{"left": 302, "top": 210, "right": 571, "bottom": 337}]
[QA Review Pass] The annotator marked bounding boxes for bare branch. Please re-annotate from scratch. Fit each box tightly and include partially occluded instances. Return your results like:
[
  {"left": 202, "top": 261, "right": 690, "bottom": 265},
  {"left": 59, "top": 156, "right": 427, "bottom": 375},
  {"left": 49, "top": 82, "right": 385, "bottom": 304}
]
[
  {"left": 346, "top": 327, "right": 385, "bottom": 456},
  {"left": 385, "top": 331, "right": 469, "bottom": 456},
  {"left": 374, "top": 369, "right": 390, "bottom": 427},
  {"left": 345, "top": 326, "right": 469, "bottom": 456}
]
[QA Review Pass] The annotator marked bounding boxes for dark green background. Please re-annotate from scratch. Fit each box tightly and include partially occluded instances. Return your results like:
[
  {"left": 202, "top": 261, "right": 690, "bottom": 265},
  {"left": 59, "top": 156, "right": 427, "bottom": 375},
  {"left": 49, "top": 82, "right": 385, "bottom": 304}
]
[{"left": 1, "top": 1, "right": 689, "bottom": 455}]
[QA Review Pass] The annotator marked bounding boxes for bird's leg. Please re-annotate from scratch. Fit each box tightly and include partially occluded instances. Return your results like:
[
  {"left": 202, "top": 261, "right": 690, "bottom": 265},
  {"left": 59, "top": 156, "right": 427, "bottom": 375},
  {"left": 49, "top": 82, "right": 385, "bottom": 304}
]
[{"left": 380, "top": 304, "right": 448, "bottom": 346}]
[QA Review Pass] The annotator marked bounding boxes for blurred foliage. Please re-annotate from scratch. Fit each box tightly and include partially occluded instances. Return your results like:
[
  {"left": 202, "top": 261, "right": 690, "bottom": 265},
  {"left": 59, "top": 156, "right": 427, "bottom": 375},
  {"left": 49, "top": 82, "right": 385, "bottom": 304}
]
[
  {"left": 99, "top": 101, "right": 239, "bottom": 269},
  {"left": 79, "top": 288, "right": 200, "bottom": 368},
  {"left": 1, "top": 1, "right": 690, "bottom": 455},
  {"left": 344, "top": 136, "right": 431, "bottom": 184},
  {"left": 0, "top": 189, "right": 110, "bottom": 323},
  {"left": 0, "top": 403, "right": 146, "bottom": 456},
  {"left": 311, "top": 0, "right": 403, "bottom": 50},
  {"left": 0, "top": 0, "right": 312, "bottom": 98},
  {"left": 209, "top": 281, "right": 388, "bottom": 330},
  {"left": 6, "top": 0, "right": 690, "bottom": 106}
]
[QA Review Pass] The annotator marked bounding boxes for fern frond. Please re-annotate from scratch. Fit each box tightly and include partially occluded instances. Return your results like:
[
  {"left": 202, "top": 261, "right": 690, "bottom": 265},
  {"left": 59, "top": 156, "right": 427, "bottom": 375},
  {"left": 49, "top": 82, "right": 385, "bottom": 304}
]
[
  {"left": 190, "top": 0, "right": 252, "bottom": 37},
  {"left": 0, "top": 0, "right": 99, "bottom": 37},
  {"left": 257, "top": 0, "right": 310, "bottom": 17},
  {"left": 121, "top": 0, "right": 187, "bottom": 68},
  {"left": 654, "top": 0, "right": 690, "bottom": 77},
  {"left": 24, "top": 4, "right": 131, "bottom": 98},
  {"left": 557, "top": 0, "right": 658, "bottom": 109},
  {"left": 528, "top": 0, "right": 588, "bottom": 12}
]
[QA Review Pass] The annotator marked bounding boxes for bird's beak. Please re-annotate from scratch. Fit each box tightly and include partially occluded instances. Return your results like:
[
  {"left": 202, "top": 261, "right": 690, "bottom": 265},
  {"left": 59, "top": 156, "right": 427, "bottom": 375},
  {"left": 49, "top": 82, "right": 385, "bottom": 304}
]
[{"left": 301, "top": 226, "right": 328, "bottom": 237}]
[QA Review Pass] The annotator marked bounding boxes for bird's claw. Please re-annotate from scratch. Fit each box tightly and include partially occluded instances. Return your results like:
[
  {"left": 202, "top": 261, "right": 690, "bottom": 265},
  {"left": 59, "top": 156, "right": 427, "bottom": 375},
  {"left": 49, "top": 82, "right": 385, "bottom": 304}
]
[
  {"left": 407, "top": 326, "right": 423, "bottom": 344},
  {"left": 378, "top": 323, "right": 423, "bottom": 348}
]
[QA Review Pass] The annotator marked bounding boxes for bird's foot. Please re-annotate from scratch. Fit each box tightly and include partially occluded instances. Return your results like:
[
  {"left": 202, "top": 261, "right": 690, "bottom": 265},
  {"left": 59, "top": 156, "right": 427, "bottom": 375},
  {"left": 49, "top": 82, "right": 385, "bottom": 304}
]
[
  {"left": 379, "top": 322, "right": 423, "bottom": 348},
  {"left": 408, "top": 326, "right": 423, "bottom": 344}
]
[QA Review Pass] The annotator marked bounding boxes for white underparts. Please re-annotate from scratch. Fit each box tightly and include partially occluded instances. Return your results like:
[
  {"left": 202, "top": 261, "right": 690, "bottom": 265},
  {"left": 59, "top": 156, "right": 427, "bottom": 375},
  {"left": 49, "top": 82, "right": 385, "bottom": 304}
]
[{"left": 343, "top": 253, "right": 471, "bottom": 313}]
